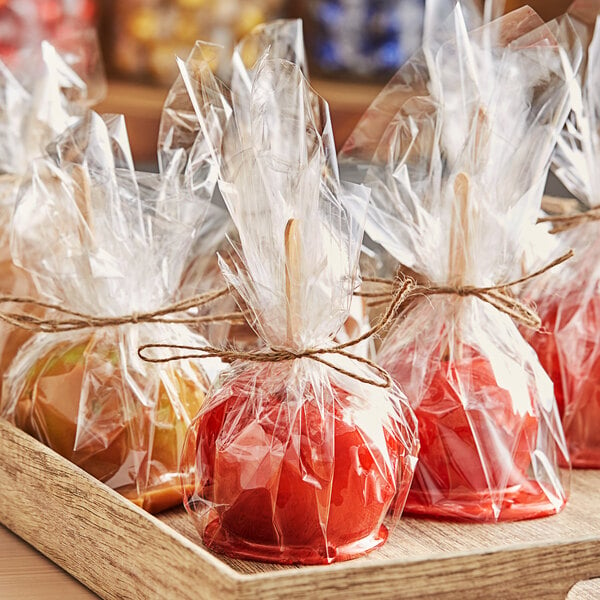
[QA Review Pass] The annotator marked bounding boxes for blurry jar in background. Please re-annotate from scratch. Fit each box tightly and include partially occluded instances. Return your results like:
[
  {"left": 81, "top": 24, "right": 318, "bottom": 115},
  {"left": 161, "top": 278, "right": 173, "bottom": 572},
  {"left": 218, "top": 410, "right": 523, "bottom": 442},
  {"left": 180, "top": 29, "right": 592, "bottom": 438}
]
[
  {"left": 104, "top": 0, "right": 285, "bottom": 85},
  {"left": 0, "top": 0, "right": 97, "bottom": 66},
  {"left": 300, "top": 0, "right": 425, "bottom": 81}
]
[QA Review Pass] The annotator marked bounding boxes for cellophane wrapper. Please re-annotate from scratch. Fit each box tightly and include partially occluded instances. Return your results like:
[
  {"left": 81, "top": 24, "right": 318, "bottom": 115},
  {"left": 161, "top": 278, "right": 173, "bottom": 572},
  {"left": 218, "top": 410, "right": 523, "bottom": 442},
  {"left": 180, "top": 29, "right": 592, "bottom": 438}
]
[
  {"left": 523, "top": 16, "right": 600, "bottom": 468},
  {"left": 0, "top": 34, "right": 105, "bottom": 377},
  {"left": 340, "top": 5, "right": 578, "bottom": 522},
  {"left": 172, "top": 20, "right": 302, "bottom": 352},
  {"left": 0, "top": 52, "right": 226, "bottom": 513},
  {"left": 174, "top": 19, "right": 376, "bottom": 357},
  {"left": 178, "top": 27, "right": 419, "bottom": 565}
]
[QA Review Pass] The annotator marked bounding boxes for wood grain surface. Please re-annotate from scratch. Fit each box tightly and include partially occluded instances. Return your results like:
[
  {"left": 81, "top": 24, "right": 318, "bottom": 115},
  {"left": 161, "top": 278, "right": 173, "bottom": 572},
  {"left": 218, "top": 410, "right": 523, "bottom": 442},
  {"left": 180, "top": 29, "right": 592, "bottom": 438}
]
[
  {"left": 1, "top": 417, "right": 599, "bottom": 600},
  {"left": 0, "top": 525, "right": 98, "bottom": 599}
]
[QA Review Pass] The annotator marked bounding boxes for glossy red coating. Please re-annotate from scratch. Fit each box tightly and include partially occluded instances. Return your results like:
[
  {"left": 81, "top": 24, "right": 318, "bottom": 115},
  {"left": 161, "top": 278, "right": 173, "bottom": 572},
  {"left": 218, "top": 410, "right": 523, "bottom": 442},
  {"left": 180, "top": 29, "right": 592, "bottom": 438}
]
[
  {"left": 185, "top": 369, "right": 414, "bottom": 564},
  {"left": 526, "top": 296, "right": 600, "bottom": 468},
  {"left": 390, "top": 351, "right": 565, "bottom": 521}
]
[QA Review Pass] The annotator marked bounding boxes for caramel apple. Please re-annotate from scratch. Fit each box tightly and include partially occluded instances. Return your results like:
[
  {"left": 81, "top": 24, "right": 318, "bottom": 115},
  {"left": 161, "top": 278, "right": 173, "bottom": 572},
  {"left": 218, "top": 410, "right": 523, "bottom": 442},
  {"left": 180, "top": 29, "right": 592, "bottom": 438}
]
[
  {"left": 0, "top": 256, "right": 37, "bottom": 376},
  {"left": 11, "top": 334, "right": 206, "bottom": 513}
]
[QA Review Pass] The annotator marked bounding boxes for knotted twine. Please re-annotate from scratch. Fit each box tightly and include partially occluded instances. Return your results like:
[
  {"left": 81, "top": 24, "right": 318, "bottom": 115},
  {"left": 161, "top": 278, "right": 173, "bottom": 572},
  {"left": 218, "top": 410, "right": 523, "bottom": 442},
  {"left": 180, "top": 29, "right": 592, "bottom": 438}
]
[
  {"left": 357, "top": 249, "right": 574, "bottom": 336},
  {"left": 0, "top": 286, "right": 245, "bottom": 332},
  {"left": 0, "top": 252, "right": 571, "bottom": 390},
  {"left": 137, "top": 251, "right": 573, "bottom": 390},
  {"left": 538, "top": 209, "right": 600, "bottom": 234}
]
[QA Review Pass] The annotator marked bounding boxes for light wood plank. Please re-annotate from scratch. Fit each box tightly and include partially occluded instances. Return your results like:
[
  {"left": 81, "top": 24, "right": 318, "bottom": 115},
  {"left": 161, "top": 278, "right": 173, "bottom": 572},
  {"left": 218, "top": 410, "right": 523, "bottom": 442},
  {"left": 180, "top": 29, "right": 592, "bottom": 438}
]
[
  {"left": 567, "top": 578, "right": 600, "bottom": 599},
  {"left": 0, "top": 525, "right": 98, "bottom": 599}
]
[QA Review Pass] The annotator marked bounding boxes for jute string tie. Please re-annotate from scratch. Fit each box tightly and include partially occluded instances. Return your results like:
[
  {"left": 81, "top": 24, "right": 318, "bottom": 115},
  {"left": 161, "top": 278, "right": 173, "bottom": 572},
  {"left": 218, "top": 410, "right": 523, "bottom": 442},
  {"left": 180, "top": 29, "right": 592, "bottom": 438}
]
[
  {"left": 0, "top": 282, "right": 394, "bottom": 388},
  {"left": 537, "top": 204, "right": 600, "bottom": 234},
  {"left": 138, "top": 251, "right": 573, "bottom": 389},
  {"left": 0, "top": 286, "right": 245, "bottom": 333},
  {"left": 357, "top": 250, "right": 574, "bottom": 334},
  {"left": 138, "top": 341, "right": 394, "bottom": 389}
]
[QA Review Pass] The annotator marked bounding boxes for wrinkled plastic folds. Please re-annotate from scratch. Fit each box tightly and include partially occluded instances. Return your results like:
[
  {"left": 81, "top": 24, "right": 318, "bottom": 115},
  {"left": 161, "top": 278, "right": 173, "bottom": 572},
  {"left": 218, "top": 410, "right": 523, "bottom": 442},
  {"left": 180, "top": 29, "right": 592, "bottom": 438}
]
[
  {"left": 0, "top": 34, "right": 105, "bottom": 377},
  {"left": 0, "top": 50, "right": 225, "bottom": 513},
  {"left": 0, "top": 32, "right": 104, "bottom": 187},
  {"left": 340, "top": 5, "right": 578, "bottom": 521},
  {"left": 523, "top": 15, "right": 600, "bottom": 468},
  {"left": 178, "top": 20, "right": 419, "bottom": 564},
  {"left": 169, "top": 19, "right": 374, "bottom": 356}
]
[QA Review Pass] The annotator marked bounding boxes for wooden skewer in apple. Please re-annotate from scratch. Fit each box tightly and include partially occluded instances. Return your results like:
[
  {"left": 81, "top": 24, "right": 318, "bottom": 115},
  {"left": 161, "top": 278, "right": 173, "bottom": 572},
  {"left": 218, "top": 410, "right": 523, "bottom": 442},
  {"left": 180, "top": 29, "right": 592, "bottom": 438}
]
[
  {"left": 443, "top": 105, "right": 490, "bottom": 361},
  {"left": 284, "top": 218, "right": 302, "bottom": 348},
  {"left": 68, "top": 163, "right": 99, "bottom": 299},
  {"left": 444, "top": 171, "right": 471, "bottom": 362},
  {"left": 70, "top": 163, "right": 94, "bottom": 240}
]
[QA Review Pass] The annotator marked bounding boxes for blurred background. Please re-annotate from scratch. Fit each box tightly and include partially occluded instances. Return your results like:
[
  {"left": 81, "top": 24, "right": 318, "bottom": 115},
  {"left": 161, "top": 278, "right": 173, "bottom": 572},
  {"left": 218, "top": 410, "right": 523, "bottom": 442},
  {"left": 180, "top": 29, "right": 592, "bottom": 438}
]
[{"left": 0, "top": 0, "right": 574, "bottom": 164}]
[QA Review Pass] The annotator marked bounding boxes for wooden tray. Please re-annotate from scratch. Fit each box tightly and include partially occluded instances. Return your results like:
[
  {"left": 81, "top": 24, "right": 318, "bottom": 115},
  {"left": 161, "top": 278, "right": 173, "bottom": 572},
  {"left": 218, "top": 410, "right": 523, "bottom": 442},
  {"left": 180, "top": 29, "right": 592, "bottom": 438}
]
[{"left": 1, "top": 417, "right": 599, "bottom": 600}]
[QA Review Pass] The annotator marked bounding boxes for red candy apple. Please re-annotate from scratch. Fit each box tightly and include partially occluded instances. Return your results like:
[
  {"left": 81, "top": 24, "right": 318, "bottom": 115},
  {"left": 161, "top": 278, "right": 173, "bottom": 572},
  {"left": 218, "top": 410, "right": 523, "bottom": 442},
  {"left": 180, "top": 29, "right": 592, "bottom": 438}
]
[
  {"left": 184, "top": 364, "right": 413, "bottom": 564},
  {"left": 526, "top": 294, "right": 600, "bottom": 468},
  {"left": 387, "top": 345, "right": 565, "bottom": 521}
]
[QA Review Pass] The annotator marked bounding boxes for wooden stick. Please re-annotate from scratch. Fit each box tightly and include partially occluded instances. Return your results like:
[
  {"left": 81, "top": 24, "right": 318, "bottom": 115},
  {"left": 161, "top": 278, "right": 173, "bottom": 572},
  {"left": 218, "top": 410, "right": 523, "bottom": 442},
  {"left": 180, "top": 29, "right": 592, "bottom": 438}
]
[
  {"left": 68, "top": 164, "right": 97, "bottom": 306},
  {"left": 70, "top": 163, "right": 94, "bottom": 242},
  {"left": 541, "top": 195, "right": 581, "bottom": 215},
  {"left": 449, "top": 172, "right": 471, "bottom": 288},
  {"left": 284, "top": 218, "right": 302, "bottom": 347},
  {"left": 473, "top": 107, "right": 490, "bottom": 170},
  {"left": 444, "top": 172, "right": 471, "bottom": 361}
]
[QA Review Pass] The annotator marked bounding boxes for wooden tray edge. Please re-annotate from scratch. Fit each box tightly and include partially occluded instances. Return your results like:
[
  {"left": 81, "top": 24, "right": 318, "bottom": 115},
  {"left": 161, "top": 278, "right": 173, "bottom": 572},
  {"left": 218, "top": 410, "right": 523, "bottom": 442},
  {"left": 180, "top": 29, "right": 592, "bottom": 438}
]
[
  {"left": 0, "top": 417, "right": 245, "bottom": 600},
  {"left": 2, "top": 416, "right": 600, "bottom": 600}
]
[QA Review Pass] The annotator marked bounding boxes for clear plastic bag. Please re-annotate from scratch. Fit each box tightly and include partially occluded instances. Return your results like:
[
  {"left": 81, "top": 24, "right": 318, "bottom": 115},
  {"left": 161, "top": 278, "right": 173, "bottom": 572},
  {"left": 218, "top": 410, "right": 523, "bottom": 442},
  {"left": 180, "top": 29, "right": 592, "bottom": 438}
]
[
  {"left": 523, "top": 15, "right": 600, "bottom": 468},
  {"left": 0, "top": 34, "right": 104, "bottom": 377},
  {"left": 177, "top": 24, "right": 418, "bottom": 564},
  {"left": 340, "top": 5, "right": 578, "bottom": 521},
  {"left": 0, "top": 33, "right": 104, "bottom": 185},
  {"left": 173, "top": 19, "right": 375, "bottom": 358},
  {"left": 0, "top": 49, "right": 225, "bottom": 512}
]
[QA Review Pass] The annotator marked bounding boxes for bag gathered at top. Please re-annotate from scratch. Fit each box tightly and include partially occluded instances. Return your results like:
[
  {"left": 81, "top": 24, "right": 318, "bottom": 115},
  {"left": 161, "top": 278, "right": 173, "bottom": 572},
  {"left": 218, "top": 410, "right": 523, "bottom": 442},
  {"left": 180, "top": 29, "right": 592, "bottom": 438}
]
[
  {"left": 0, "top": 42, "right": 227, "bottom": 513},
  {"left": 340, "top": 4, "right": 580, "bottom": 522},
  {"left": 0, "top": 35, "right": 104, "bottom": 376},
  {"left": 523, "top": 13, "right": 600, "bottom": 469},
  {"left": 161, "top": 20, "right": 419, "bottom": 564}
]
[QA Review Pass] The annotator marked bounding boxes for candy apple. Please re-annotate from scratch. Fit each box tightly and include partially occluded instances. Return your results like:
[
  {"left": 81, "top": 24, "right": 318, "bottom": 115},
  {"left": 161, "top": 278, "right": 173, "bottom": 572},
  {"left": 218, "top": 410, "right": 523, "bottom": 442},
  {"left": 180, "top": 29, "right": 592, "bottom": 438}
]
[
  {"left": 11, "top": 335, "right": 206, "bottom": 513},
  {"left": 186, "top": 366, "right": 413, "bottom": 564},
  {"left": 388, "top": 346, "right": 565, "bottom": 521},
  {"left": 526, "top": 294, "right": 600, "bottom": 468}
]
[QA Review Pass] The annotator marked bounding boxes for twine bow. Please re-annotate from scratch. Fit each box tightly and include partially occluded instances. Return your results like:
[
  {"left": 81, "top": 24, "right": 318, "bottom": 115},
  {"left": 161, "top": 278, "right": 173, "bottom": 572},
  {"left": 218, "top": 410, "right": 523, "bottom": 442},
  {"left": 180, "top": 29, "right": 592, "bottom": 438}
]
[
  {"left": 358, "top": 250, "right": 574, "bottom": 335},
  {"left": 0, "top": 286, "right": 244, "bottom": 333},
  {"left": 138, "top": 341, "right": 393, "bottom": 389}
]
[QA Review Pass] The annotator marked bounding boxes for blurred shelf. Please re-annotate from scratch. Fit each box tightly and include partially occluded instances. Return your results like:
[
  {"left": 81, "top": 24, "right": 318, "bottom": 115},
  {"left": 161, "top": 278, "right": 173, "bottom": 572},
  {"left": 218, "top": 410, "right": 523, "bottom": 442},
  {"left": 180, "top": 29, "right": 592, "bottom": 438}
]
[{"left": 96, "top": 78, "right": 383, "bottom": 164}]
